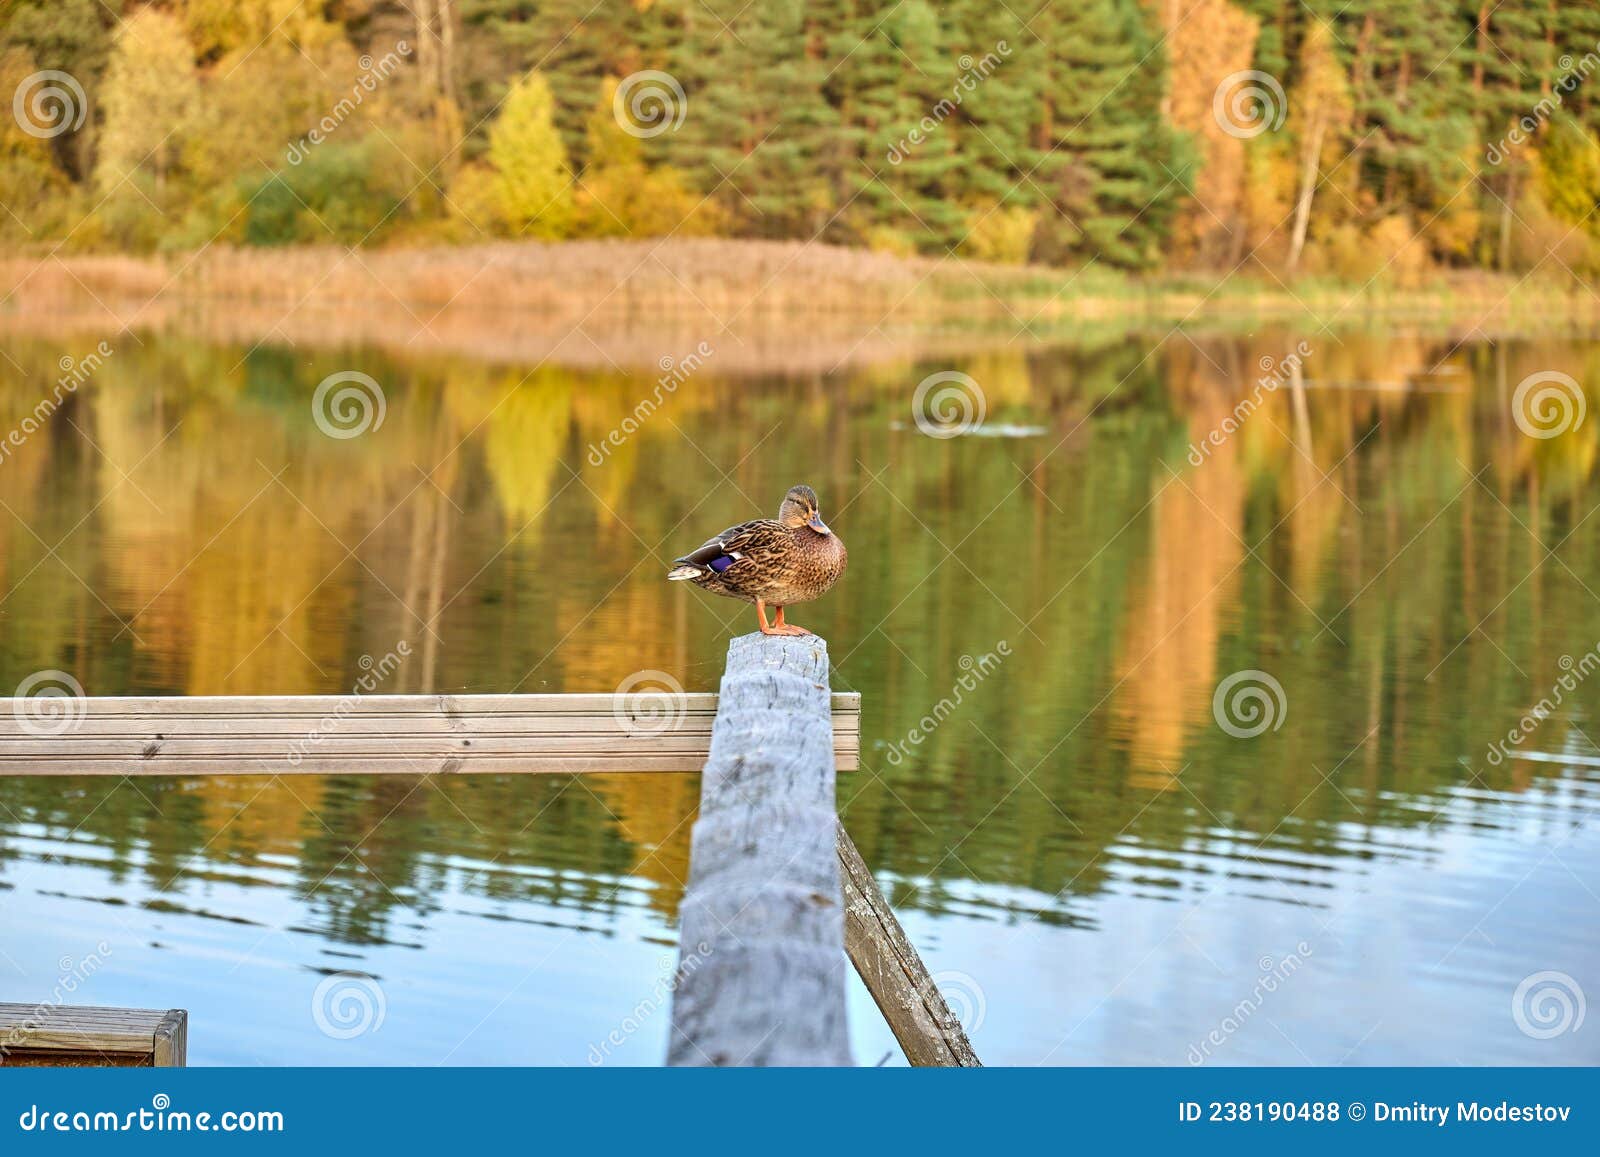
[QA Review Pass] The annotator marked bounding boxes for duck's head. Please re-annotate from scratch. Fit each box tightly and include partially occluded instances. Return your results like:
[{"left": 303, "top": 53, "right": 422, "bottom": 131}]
[{"left": 779, "top": 484, "right": 831, "bottom": 535}]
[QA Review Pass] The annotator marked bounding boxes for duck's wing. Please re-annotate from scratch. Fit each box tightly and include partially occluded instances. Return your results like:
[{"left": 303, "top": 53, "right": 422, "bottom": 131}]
[{"left": 668, "top": 519, "right": 777, "bottom": 577}]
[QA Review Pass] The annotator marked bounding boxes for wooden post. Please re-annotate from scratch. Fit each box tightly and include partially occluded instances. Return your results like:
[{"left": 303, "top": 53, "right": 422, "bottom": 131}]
[
  {"left": 838, "top": 823, "right": 982, "bottom": 1066},
  {"left": 667, "top": 634, "right": 853, "bottom": 1066}
]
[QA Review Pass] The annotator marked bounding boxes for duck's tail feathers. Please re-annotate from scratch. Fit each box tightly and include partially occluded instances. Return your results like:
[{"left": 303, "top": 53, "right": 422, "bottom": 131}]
[{"left": 666, "top": 565, "right": 702, "bottom": 581}]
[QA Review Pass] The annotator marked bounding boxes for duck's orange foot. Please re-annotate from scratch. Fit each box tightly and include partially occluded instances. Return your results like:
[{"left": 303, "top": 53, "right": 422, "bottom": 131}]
[
  {"left": 755, "top": 602, "right": 811, "bottom": 636},
  {"left": 771, "top": 607, "right": 812, "bottom": 636}
]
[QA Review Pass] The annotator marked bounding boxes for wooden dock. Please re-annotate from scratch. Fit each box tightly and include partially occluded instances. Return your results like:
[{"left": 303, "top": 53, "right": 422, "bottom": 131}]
[
  {"left": 0, "top": 1004, "right": 186, "bottom": 1067},
  {"left": 2, "top": 642, "right": 975, "bottom": 1067}
]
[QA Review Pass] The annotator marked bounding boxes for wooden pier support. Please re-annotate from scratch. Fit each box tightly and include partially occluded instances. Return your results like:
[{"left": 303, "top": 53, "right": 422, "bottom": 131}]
[
  {"left": 839, "top": 823, "right": 981, "bottom": 1066},
  {"left": 667, "top": 634, "right": 853, "bottom": 1066}
]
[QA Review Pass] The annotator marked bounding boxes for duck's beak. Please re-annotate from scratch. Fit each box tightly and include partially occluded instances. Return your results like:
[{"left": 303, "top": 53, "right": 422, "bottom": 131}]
[{"left": 808, "top": 512, "right": 832, "bottom": 535}]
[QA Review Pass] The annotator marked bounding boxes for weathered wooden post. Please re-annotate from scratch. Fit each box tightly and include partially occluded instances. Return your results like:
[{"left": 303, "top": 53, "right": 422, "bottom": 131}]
[{"left": 667, "top": 634, "right": 853, "bottom": 1066}]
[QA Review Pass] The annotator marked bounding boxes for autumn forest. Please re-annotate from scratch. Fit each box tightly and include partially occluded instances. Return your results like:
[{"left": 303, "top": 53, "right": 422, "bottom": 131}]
[{"left": 3, "top": 0, "right": 1600, "bottom": 287}]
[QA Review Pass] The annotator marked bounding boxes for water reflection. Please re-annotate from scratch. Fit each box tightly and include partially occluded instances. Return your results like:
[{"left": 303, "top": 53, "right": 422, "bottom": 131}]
[{"left": 0, "top": 326, "right": 1596, "bottom": 1065}]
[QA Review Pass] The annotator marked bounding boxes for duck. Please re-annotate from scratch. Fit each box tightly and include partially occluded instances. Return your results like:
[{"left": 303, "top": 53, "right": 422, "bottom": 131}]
[{"left": 666, "top": 484, "right": 847, "bottom": 636}]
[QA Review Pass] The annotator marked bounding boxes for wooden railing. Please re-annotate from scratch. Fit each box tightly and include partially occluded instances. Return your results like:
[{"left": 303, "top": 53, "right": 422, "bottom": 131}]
[
  {"left": 0, "top": 1004, "right": 186, "bottom": 1067},
  {"left": 0, "top": 691, "right": 859, "bottom": 775},
  {"left": 1, "top": 638, "right": 975, "bottom": 1067}
]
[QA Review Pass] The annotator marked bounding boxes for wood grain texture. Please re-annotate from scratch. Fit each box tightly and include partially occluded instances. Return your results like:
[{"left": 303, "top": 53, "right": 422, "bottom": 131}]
[
  {"left": 838, "top": 823, "right": 982, "bottom": 1066},
  {"left": 667, "top": 634, "right": 853, "bottom": 1067},
  {"left": 0, "top": 1004, "right": 187, "bottom": 1067},
  {"left": 151, "top": 1009, "right": 188, "bottom": 1067},
  {"left": 0, "top": 692, "right": 859, "bottom": 775}
]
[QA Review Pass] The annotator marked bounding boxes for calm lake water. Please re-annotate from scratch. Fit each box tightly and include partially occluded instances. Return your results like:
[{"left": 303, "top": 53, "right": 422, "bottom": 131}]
[{"left": 0, "top": 322, "right": 1597, "bottom": 1065}]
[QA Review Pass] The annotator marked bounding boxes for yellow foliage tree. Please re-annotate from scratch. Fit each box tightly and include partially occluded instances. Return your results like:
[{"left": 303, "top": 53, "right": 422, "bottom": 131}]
[
  {"left": 1538, "top": 114, "right": 1600, "bottom": 234},
  {"left": 95, "top": 8, "right": 200, "bottom": 195},
  {"left": 486, "top": 70, "right": 573, "bottom": 238},
  {"left": 182, "top": 0, "right": 336, "bottom": 60},
  {"left": 959, "top": 203, "right": 1038, "bottom": 265},
  {"left": 1160, "top": 0, "right": 1261, "bottom": 267},
  {"left": 573, "top": 78, "right": 715, "bottom": 238},
  {"left": 0, "top": 49, "right": 77, "bottom": 239},
  {"left": 1285, "top": 20, "right": 1353, "bottom": 274}
]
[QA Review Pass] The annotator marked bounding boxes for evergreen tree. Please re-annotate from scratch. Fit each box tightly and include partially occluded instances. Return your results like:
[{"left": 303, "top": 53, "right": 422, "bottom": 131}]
[
  {"left": 1466, "top": 0, "right": 1556, "bottom": 267},
  {"left": 1029, "top": 0, "right": 1187, "bottom": 267},
  {"left": 1232, "top": 0, "right": 1296, "bottom": 79},
  {"left": 817, "top": 0, "right": 903, "bottom": 244},
  {"left": 1552, "top": 2, "right": 1600, "bottom": 133},
  {"left": 855, "top": 0, "right": 966, "bottom": 252},
  {"left": 457, "top": 0, "right": 640, "bottom": 160},
  {"left": 1327, "top": 0, "right": 1473, "bottom": 215},
  {"left": 944, "top": 2, "right": 1036, "bottom": 208},
  {"left": 669, "top": 0, "right": 839, "bottom": 237}
]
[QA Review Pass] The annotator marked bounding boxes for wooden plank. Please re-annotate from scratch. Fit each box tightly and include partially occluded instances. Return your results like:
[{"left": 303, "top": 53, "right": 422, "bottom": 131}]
[
  {"left": 0, "top": 1004, "right": 187, "bottom": 1067},
  {"left": 0, "top": 691, "right": 860, "bottom": 716},
  {"left": 838, "top": 822, "right": 982, "bottom": 1067},
  {"left": 667, "top": 635, "right": 853, "bottom": 1067},
  {"left": 2, "top": 715, "right": 860, "bottom": 736},
  {"left": 0, "top": 692, "right": 859, "bottom": 775},
  {"left": 0, "top": 692, "right": 861, "bottom": 720},
  {"left": 0, "top": 734, "right": 847, "bottom": 756}
]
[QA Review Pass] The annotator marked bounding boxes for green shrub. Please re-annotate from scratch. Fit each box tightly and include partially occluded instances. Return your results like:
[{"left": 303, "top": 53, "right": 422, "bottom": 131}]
[{"left": 242, "top": 138, "right": 414, "bottom": 246}]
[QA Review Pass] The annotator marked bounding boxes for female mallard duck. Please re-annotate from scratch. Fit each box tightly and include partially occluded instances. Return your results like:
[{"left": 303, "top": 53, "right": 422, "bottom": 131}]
[{"left": 667, "top": 484, "right": 846, "bottom": 636}]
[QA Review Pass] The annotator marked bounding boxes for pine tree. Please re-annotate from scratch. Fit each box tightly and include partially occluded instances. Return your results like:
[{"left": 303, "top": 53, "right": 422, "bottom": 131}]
[
  {"left": 855, "top": 0, "right": 966, "bottom": 252},
  {"left": 1029, "top": 0, "right": 1187, "bottom": 267},
  {"left": 1232, "top": 0, "right": 1296, "bottom": 80},
  {"left": 1554, "top": 3, "right": 1600, "bottom": 134},
  {"left": 456, "top": 0, "right": 643, "bottom": 162},
  {"left": 1328, "top": 0, "right": 1473, "bottom": 217},
  {"left": 668, "top": 0, "right": 839, "bottom": 237},
  {"left": 817, "top": 0, "right": 903, "bottom": 245},
  {"left": 1467, "top": 0, "right": 1557, "bottom": 268},
  {"left": 943, "top": 1, "right": 1036, "bottom": 209}
]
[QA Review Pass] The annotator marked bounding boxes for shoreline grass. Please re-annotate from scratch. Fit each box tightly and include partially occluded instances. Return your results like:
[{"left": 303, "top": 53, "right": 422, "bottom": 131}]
[{"left": 2, "top": 240, "right": 1597, "bottom": 374}]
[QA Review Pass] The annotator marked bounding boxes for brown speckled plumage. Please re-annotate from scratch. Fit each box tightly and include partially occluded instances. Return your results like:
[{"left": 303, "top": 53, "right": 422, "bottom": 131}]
[{"left": 667, "top": 485, "right": 846, "bottom": 632}]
